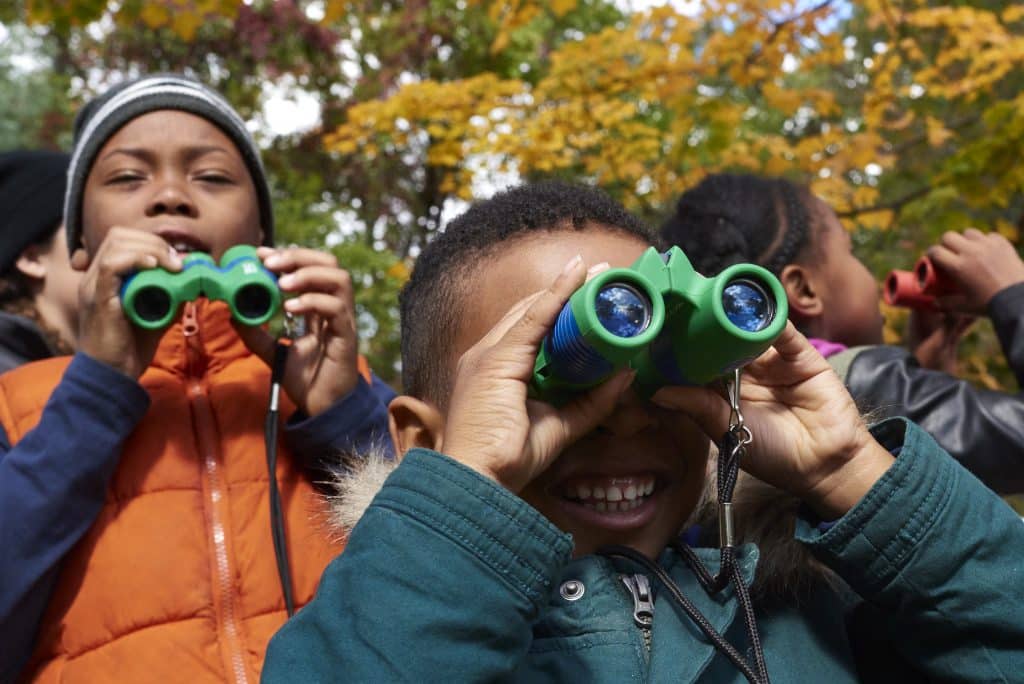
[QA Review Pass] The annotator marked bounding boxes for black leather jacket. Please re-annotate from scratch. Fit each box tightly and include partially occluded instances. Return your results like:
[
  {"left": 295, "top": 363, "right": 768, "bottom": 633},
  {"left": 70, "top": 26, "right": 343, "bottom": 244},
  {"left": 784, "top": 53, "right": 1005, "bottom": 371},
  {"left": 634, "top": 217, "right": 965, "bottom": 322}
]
[
  {"left": 831, "top": 283, "right": 1024, "bottom": 495},
  {"left": 0, "top": 312, "right": 57, "bottom": 375}
]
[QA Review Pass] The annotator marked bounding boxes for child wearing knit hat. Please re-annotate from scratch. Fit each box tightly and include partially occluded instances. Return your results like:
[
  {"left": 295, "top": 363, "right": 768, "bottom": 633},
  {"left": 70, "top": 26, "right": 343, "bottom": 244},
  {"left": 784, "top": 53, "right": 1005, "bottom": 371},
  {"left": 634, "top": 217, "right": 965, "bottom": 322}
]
[
  {"left": 0, "top": 150, "right": 81, "bottom": 371},
  {"left": 0, "top": 75, "right": 395, "bottom": 683}
]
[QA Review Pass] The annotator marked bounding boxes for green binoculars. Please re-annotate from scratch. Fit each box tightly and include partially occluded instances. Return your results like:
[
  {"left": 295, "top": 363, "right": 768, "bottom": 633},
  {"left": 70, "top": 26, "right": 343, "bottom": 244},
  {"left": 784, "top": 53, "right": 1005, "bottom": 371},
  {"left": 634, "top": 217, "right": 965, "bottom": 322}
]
[
  {"left": 531, "top": 246, "right": 788, "bottom": 403},
  {"left": 120, "top": 245, "right": 281, "bottom": 330}
]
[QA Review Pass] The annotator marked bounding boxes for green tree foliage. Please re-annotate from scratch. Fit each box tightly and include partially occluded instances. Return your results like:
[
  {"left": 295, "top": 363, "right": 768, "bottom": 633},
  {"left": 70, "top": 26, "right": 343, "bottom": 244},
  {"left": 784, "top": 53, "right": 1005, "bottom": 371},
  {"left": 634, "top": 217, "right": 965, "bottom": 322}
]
[{"left": 5, "top": 0, "right": 1023, "bottom": 390}]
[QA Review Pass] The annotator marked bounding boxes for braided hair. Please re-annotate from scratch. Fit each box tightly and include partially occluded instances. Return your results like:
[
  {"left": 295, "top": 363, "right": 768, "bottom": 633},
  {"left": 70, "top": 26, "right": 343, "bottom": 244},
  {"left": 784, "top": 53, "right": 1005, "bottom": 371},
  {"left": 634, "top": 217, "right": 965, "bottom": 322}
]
[{"left": 659, "top": 174, "right": 819, "bottom": 277}]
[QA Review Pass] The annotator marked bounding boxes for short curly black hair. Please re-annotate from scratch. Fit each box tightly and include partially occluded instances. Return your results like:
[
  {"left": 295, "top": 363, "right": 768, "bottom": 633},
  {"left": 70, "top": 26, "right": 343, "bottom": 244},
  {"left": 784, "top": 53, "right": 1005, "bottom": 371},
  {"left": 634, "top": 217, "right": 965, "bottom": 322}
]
[
  {"left": 659, "top": 173, "right": 825, "bottom": 278},
  {"left": 400, "top": 180, "right": 655, "bottom": 403}
]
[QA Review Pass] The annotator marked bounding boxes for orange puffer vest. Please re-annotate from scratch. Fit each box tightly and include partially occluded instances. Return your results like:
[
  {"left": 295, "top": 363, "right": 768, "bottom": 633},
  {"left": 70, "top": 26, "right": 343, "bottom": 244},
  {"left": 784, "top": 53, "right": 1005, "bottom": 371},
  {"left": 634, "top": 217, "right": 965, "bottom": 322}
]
[{"left": 0, "top": 302, "right": 348, "bottom": 683}]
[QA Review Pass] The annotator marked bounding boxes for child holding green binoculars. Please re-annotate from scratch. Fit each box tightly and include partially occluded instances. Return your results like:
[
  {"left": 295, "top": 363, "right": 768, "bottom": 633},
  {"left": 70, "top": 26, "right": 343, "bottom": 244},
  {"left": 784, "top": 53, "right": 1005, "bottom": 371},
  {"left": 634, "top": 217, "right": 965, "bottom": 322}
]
[
  {"left": 661, "top": 173, "right": 1024, "bottom": 496},
  {"left": 0, "top": 75, "right": 395, "bottom": 683},
  {"left": 263, "top": 182, "right": 1024, "bottom": 683}
]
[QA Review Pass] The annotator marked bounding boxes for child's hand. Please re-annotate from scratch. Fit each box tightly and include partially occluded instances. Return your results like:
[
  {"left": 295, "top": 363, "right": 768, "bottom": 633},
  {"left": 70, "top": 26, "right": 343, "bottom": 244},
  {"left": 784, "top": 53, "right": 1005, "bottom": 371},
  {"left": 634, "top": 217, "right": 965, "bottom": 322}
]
[
  {"left": 441, "top": 256, "right": 634, "bottom": 493},
  {"left": 652, "top": 323, "right": 894, "bottom": 519},
  {"left": 928, "top": 229, "right": 1024, "bottom": 314},
  {"left": 907, "top": 308, "right": 975, "bottom": 373},
  {"left": 72, "top": 227, "right": 183, "bottom": 378},
  {"left": 236, "top": 246, "right": 362, "bottom": 417}
]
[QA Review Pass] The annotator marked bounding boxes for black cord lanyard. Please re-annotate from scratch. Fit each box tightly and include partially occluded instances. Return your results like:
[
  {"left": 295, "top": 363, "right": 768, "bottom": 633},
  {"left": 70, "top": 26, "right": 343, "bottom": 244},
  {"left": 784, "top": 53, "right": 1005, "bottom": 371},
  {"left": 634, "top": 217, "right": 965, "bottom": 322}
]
[
  {"left": 599, "top": 369, "right": 770, "bottom": 684},
  {"left": 266, "top": 335, "right": 296, "bottom": 617}
]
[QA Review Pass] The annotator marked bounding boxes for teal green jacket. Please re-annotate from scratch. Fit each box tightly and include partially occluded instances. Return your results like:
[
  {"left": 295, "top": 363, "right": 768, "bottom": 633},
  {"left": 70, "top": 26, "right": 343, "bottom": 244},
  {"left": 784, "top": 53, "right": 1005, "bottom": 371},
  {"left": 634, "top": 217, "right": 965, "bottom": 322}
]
[{"left": 263, "top": 420, "right": 1024, "bottom": 682}]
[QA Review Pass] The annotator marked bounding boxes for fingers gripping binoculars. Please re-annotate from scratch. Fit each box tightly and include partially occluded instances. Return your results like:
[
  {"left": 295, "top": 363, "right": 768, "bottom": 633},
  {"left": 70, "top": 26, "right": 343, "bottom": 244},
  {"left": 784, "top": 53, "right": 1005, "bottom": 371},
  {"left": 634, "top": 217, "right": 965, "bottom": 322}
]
[
  {"left": 530, "top": 246, "right": 788, "bottom": 403},
  {"left": 883, "top": 256, "right": 951, "bottom": 310},
  {"left": 121, "top": 245, "right": 281, "bottom": 330}
]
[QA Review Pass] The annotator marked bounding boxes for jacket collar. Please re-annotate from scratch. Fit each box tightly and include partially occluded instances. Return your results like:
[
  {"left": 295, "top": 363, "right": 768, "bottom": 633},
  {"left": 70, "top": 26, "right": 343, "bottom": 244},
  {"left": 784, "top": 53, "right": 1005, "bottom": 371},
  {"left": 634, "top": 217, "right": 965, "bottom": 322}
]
[
  {"left": 148, "top": 299, "right": 252, "bottom": 377},
  {"left": 0, "top": 311, "right": 57, "bottom": 368}
]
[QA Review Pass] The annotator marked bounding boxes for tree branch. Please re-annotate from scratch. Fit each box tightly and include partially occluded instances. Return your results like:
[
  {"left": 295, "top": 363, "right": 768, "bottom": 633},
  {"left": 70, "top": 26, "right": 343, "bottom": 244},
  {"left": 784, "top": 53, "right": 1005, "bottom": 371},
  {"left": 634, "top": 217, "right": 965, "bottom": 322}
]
[
  {"left": 745, "top": 0, "right": 835, "bottom": 67},
  {"left": 836, "top": 185, "right": 931, "bottom": 218}
]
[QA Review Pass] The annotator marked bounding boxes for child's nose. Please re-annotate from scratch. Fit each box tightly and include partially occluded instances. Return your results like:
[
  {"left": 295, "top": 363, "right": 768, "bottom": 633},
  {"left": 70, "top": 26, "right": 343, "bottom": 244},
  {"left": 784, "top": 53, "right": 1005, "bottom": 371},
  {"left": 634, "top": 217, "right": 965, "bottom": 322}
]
[
  {"left": 596, "top": 388, "right": 657, "bottom": 437},
  {"left": 146, "top": 179, "right": 198, "bottom": 218}
]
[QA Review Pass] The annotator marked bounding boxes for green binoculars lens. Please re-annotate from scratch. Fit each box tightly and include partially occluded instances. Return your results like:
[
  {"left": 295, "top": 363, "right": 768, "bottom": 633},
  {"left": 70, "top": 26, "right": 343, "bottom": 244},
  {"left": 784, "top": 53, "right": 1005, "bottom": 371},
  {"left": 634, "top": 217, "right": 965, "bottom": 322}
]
[
  {"left": 722, "top": 279, "right": 775, "bottom": 333},
  {"left": 133, "top": 286, "right": 173, "bottom": 324},
  {"left": 595, "top": 284, "right": 652, "bottom": 338},
  {"left": 234, "top": 283, "right": 274, "bottom": 321}
]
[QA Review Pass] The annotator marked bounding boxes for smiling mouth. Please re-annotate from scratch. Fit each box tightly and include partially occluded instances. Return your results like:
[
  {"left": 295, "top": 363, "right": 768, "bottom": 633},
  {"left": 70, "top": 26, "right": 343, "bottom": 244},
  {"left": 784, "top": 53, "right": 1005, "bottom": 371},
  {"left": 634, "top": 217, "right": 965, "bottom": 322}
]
[{"left": 561, "top": 475, "right": 657, "bottom": 513}]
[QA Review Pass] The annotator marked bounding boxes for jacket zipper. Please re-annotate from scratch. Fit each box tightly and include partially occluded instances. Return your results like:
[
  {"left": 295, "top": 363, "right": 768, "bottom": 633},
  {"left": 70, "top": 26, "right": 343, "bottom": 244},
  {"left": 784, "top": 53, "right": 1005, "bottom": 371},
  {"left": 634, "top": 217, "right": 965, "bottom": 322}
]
[
  {"left": 184, "top": 302, "right": 249, "bottom": 684},
  {"left": 621, "top": 574, "right": 654, "bottom": 654}
]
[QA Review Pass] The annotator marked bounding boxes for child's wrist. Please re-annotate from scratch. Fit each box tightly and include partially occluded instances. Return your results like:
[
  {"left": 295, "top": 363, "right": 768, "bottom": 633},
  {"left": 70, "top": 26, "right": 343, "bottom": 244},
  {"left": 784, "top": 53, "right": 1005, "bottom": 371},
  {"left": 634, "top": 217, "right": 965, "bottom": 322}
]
[{"left": 803, "top": 439, "right": 895, "bottom": 520}]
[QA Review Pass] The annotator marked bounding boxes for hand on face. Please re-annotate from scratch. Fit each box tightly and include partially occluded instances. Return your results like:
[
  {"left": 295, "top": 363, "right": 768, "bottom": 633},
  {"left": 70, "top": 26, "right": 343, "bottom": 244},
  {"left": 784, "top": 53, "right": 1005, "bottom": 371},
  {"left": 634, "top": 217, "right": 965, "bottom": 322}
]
[
  {"left": 441, "top": 255, "right": 635, "bottom": 493},
  {"left": 652, "top": 322, "right": 894, "bottom": 519},
  {"left": 72, "top": 226, "right": 183, "bottom": 378},
  {"left": 928, "top": 228, "right": 1024, "bottom": 315},
  {"left": 233, "top": 246, "right": 361, "bottom": 417}
]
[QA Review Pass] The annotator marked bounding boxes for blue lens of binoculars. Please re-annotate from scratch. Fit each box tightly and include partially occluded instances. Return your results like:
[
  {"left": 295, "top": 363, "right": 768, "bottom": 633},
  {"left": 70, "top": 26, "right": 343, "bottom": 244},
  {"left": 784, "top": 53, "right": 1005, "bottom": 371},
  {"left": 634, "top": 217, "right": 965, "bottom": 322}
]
[
  {"left": 595, "top": 284, "right": 652, "bottom": 338},
  {"left": 722, "top": 279, "right": 774, "bottom": 333}
]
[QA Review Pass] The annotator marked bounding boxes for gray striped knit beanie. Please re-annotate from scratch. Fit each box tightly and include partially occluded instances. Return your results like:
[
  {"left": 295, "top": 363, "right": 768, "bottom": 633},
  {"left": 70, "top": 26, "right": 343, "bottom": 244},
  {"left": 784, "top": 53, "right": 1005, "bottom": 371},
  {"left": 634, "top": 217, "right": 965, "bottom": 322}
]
[{"left": 64, "top": 74, "right": 274, "bottom": 252}]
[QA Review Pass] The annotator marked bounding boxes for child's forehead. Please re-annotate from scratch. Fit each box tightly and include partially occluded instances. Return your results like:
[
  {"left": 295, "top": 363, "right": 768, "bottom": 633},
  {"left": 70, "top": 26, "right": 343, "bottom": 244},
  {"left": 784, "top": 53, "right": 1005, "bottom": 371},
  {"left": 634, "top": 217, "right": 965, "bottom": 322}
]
[
  {"left": 453, "top": 228, "right": 649, "bottom": 352},
  {"left": 101, "top": 110, "right": 237, "bottom": 153}
]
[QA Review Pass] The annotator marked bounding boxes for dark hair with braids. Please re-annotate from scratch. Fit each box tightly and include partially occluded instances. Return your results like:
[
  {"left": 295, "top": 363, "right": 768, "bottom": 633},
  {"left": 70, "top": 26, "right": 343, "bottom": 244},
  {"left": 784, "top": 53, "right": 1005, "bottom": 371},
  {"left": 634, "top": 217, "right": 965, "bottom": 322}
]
[
  {"left": 659, "top": 174, "right": 823, "bottom": 278},
  {"left": 400, "top": 181, "right": 655, "bottom": 404}
]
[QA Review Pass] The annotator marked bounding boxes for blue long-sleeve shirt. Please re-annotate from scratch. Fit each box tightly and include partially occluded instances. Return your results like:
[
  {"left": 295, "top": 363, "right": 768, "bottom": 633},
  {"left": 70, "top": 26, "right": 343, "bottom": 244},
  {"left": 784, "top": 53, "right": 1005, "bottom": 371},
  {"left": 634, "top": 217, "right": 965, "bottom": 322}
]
[{"left": 0, "top": 352, "right": 395, "bottom": 682}]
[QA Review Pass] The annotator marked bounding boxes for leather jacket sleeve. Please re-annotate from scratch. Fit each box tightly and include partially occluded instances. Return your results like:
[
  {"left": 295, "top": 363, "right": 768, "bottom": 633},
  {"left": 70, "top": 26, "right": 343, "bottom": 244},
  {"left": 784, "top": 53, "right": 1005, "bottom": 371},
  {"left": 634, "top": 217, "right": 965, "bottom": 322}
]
[
  {"left": 842, "top": 347, "right": 1024, "bottom": 495},
  {"left": 988, "top": 281, "right": 1024, "bottom": 388}
]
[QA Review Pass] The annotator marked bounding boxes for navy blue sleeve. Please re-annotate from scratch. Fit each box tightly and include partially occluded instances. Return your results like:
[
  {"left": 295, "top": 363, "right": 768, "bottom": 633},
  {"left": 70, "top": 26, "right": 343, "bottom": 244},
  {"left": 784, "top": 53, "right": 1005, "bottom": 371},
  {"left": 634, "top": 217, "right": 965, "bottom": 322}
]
[
  {"left": 284, "top": 372, "right": 396, "bottom": 473},
  {"left": 0, "top": 354, "right": 149, "bottom": 682}
]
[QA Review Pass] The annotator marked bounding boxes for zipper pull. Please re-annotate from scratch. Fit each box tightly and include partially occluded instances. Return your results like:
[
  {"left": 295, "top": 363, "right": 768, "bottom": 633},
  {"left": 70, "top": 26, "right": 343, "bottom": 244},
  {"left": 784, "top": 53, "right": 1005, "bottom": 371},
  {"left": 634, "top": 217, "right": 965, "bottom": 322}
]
[
  {"left": 182, "top": 300, "right": 199, "bottom": 337},
  {"left": 621, "top": 574, "right": 654, "bottom": 628}
]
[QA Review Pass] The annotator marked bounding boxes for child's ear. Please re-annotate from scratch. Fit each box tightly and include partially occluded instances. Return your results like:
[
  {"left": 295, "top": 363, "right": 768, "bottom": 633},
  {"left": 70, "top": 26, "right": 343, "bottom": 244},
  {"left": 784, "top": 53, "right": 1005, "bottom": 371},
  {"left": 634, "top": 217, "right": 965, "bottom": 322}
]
[
  {"left": 14, "top": 244, "right": 47, "bottom": 281},
  {"left": 779, "top": 263, "right": 824, "bottom": 322},
  {"left": 388, "top": 395, "right": 445, "bottom": 456}
]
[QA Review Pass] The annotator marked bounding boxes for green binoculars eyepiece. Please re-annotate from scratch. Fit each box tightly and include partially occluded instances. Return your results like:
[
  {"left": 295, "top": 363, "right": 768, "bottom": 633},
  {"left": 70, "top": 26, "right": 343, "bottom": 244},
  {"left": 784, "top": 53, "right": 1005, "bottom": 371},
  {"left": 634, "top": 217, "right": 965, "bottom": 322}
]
[
  {"left": 531, "top": 246, "right": 788, "bottom": 403},
  {"left": 120, "top": 245, "right": 282, "bottom": 330}
]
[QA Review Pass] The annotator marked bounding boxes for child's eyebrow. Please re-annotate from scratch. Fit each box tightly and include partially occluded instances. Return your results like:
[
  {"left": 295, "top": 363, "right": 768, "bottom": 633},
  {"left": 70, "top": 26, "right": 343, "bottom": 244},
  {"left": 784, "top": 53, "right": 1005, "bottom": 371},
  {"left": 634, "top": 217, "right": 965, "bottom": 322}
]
[
  {"left": 99, "top": 145, "right": 233, "bottom": 164},
  {"left": 100, "top": 147, "right": 157, "bottom": 164},
  {"left": 181, "top": 145, "right": 234, "bottom": 163}
]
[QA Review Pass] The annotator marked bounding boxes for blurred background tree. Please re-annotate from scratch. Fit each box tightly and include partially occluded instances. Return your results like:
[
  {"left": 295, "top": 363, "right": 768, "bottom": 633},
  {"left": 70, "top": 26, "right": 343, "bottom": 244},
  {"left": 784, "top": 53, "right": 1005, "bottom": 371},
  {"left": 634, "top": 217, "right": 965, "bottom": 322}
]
[{"left": 4, "top": 0, "right": 1023, "bottom": 391}]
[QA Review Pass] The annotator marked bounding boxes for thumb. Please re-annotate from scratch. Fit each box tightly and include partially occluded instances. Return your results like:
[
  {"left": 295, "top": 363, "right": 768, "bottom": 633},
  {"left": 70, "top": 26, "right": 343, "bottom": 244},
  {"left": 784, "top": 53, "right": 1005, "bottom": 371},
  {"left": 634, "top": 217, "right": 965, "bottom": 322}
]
[
  {"left": 651, "top": 385, "right": 731, "bottom": 441},
  {"left": 532, "top": 369, "right": 635, "bottom": 457}
]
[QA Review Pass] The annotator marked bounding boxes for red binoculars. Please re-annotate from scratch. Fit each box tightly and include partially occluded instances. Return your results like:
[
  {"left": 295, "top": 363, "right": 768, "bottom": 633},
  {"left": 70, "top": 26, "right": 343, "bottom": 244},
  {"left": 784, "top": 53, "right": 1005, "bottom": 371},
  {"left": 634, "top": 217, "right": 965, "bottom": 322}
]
[{"left": 884, "top": 256, "right": 952, "bottom": 309}]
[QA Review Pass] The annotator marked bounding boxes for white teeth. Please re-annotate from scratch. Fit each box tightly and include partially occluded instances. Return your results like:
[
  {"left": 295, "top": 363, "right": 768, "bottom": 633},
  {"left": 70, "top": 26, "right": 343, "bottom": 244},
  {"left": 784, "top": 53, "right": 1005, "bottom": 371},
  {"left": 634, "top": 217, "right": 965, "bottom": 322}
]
[
  {"left": 592, "top": 486, "right": 605, "bottom": 500},
  {"left": 644, "top": 481, "right": 654, "bottom": 496},
  {"left": 624, "top": 485, "right": 637, "bottom": 501},
  {"left": 606, "top": 486, "right": 623, "bottom": 502},
  {"left": 577, "top": 484, "right": 591, "bottom": 499}
]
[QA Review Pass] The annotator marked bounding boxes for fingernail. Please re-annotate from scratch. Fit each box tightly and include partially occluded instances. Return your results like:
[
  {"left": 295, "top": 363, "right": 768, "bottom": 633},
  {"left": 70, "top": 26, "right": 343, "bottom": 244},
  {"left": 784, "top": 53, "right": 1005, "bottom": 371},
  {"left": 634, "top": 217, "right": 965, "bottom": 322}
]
[
  {"left": 284, "top": 298, "right": 301, "bottom": 311},
  {"left": 278, "top": 274, "right": 295, "bottom": 288},
  {"left": 561, "top": 254, "right": 583, "bottom": 275},
  {"left": 265, "top": 255, "right": 282, "bottom": 268},
  {"left": 587, "top": 262, "right": 610, "bottom": 277}
]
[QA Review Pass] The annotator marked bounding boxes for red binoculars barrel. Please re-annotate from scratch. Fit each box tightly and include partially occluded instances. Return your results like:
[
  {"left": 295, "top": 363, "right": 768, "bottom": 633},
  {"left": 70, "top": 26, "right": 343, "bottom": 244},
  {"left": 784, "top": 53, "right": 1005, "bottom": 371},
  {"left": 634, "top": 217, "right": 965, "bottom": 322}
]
[{"left": 883, "top": 256, "right": 952, "bottom": 309}]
